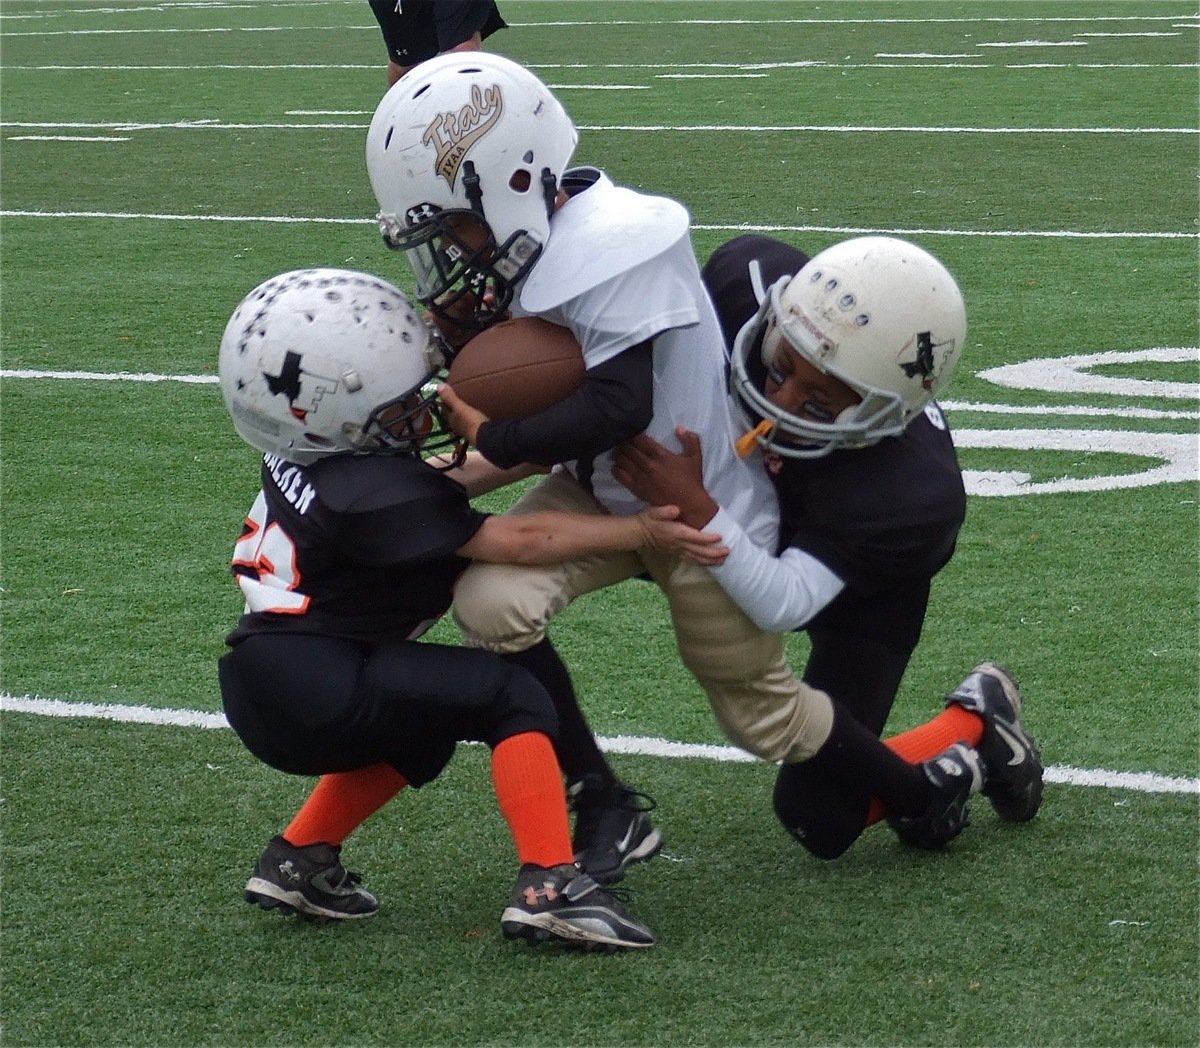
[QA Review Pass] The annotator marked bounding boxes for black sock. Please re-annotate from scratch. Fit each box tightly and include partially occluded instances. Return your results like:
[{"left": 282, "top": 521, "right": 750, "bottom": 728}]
[
  {"left": 803, "top": 702, "right": 933, "bottom": 817},
  {"left": 501, "top": 638, "right": 616, "bottom": 787},
  {"left": 773, "top": 703, "right": 934, "bottom": 858}
]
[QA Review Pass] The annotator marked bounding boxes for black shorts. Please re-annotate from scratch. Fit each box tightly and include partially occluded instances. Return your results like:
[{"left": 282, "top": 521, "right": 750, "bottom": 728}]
[
  {"left": 218, "top": 632, "right": 555, "bottom": 785},
  {"left": 368, "top": 0, "right": 506, "bottom": 67}
]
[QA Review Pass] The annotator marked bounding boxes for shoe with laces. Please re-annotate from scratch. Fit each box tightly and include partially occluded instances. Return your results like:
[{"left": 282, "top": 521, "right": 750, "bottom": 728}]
[
  {"left": 569, "top": 774, "right": 663, "bottom": 884},
  {"left": 888, "top": 743, "right": 984, "bottom": 850},
  {"left": 500, "top": 863, "right": 656, "bottom": 951},
  {"left": 946, "top": 662, "right": 1044, "bottom": 822},
  {"left": 244, "top": 835, "right": 379, "bottom": 920}
]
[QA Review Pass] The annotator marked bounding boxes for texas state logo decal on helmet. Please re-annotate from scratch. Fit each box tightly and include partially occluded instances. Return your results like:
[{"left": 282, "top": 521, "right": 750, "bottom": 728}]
[
  {"left": 218, "top": 269, "right": 460, "bottom": 466},
  {"left": 897, "top": 329, "right": 960, "bottom": 393}
]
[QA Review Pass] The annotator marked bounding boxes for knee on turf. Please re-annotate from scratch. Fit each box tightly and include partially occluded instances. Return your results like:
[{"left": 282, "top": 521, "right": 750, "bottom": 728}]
[{"left": 772, "top": 764, "right": 864, "bottom": 861}]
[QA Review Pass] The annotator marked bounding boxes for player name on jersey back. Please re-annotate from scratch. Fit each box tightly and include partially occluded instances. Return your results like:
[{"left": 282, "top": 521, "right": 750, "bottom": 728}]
[{"left": 264, "top": 454, "right": 317, "bottom": 515}]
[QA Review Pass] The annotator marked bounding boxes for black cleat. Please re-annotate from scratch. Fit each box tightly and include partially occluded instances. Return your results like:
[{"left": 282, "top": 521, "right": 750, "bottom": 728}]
[
  {"left": 569, "top": 774, "right": 663, "bottom": 884},
  {"left": 244, "top": 835, "right": 378, "bottom": 920},
  {"left": 500, "top": 863, "right": 656, "bottom": 951},
  {"left": 946, "top": 662, "right": 1044, "bottom": 822},
  {"left": 889, "top": 743, "right": 984, "bottom": 850}
]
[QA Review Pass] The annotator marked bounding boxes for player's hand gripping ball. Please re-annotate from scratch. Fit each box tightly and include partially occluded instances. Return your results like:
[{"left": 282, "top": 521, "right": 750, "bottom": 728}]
[{"left": 447, "top": 317, "right": 586, "bottom": 420}]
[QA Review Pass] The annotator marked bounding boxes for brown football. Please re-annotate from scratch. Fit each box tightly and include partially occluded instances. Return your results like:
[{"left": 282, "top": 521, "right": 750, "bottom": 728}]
[{"left": 447, "top": 316, "right": 586, "bottom": 420}]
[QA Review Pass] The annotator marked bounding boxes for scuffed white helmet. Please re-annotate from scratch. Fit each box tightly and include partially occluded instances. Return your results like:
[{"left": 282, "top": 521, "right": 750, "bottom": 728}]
[
  {"left": 731, "top": 236, "right": 967, "bottom": 458},
  {"left": 218, "top": 268, "right": 458, "bottom": 465},
  {"left": 365, "top": 51, "right": 578, "bottom": 329}
]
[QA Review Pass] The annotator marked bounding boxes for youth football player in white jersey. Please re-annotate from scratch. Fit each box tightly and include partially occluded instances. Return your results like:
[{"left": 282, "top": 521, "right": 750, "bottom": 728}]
[{"left": 364, "top": 53, "right": 808, "bottom": 881}]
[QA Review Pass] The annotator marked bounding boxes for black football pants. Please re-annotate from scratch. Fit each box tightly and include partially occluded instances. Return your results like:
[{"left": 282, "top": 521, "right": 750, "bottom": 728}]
[{"left": 218, "top": 632, "right": 557, "bottom": 786}]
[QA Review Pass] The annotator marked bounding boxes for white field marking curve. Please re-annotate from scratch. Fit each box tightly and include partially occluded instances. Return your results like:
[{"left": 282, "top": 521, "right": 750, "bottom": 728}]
[
  {"left": 2, "top": 694, "right": 1195, "bottom": 796},
  {"left": 953, "top": 428, "right": 1198, "bottom": 496},
  {"left": 1, "top": 210, "right": 1195, "bottom": 240},
  {"left": 981, "top": 347, "right": 1200, "bottom": 400}
]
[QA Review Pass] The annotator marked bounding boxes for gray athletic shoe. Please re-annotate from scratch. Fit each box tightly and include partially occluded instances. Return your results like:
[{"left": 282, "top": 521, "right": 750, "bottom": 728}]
[
  {"left": 501, "top": 863, "right": 656, "bottom": 951},
  {"left": 244, "top": 835, "right": 379, "bottom": 920},
  {"left": 889, "top": 743, "right": 984, "bottom": 850},
  {"left": 946, "top": 662, "right": 1044, "bottom": 822}
]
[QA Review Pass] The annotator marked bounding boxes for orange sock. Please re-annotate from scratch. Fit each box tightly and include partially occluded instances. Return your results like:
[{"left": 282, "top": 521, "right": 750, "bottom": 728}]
[
  {"left": 284, "top": 763, "right": 408, "bottom": 847},
  {"left": 885, "top": 706, "right": 984, "bottom": 762},
  {"left": 864, "top": 707, "right": 985, "bottom": 827},
  {"left": 491, "top": 732, "right": 574, "bottom": 869}
]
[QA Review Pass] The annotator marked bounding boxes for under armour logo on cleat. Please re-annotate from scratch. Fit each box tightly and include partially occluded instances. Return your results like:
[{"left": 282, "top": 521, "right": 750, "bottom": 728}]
[
  {"left": 277, "top": 860, "right": 303, "bottom": 885},
  {"left": 522, "top": 883, "right": 560, "bottom": 906},
  {"left": 935, "top": 755, "right": 965, "bottom": 777}
]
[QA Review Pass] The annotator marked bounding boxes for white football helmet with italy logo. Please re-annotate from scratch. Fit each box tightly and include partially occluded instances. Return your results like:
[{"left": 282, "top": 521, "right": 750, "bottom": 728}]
[{"left": 365, "top": 51, "right": 578, "bottom": 330}]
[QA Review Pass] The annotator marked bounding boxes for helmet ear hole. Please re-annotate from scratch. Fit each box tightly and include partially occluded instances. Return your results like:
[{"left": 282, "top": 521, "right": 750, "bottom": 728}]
[{"left": 509, "top": 169, "right": 532, "bottom": 193}]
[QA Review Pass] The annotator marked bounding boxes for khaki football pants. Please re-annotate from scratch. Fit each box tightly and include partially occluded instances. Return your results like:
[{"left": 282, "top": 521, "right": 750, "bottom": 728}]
[{"left": 452, "top": 470, "right": 835, "bottom": 763}]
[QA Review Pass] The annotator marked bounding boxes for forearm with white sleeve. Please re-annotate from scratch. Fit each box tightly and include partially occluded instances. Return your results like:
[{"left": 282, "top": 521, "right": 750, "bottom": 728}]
[{"left": 705, "top": 506, "right": 845, "bottom": 633}]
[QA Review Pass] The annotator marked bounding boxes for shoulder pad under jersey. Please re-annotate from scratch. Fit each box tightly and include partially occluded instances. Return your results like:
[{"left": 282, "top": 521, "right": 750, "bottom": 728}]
[{"left": 519, "top": 172, "right": 691, "bottom": 313}]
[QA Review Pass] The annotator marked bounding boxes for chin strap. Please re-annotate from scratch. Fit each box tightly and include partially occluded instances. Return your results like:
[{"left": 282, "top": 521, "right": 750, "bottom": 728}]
[
  {"left": 424, "top": 439, "right": 469, "bottom": 472},
  {"left": 735, "top": 419, "right": 775, "bottom": 458}
]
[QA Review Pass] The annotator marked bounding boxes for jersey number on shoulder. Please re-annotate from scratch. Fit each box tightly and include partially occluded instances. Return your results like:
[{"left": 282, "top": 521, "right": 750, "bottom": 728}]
[{"left": 231, "top": 491, "right": 310, "bottom": 615}]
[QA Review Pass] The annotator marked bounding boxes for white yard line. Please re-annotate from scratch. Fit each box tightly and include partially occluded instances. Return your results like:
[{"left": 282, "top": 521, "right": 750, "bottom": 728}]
[
  {"left": 3, "top": 13, "right": 1197, "bottom": 32},
  {"left": 3, "top": 693, "right": 1196, "bottom": 796},
  {"left": 3, "top": 367, "right": 1197, "bottom": 424},
  {"left": 5, "top": 62, "right": 1198, "bottom": 71}
]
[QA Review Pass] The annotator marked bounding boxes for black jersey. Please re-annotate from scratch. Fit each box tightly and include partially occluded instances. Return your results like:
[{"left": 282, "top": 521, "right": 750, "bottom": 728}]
[
  {"left": 703, "top": 235, "right": 966, "bottom": 653},
  {"left": 766, "top": 408, "right": 966, "bottom": 587},
  {"left": 226, "top": 453, "right": 489, "bottom": 647}
]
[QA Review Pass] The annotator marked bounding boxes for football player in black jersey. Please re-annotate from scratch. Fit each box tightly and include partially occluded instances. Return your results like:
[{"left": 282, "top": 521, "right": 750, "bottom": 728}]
[
  {"left": 614, "top": 235, "right": 1044, "bottom": 858},
  {"left": 215, "top": 268, "right": 728, "bottom": 949}
]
